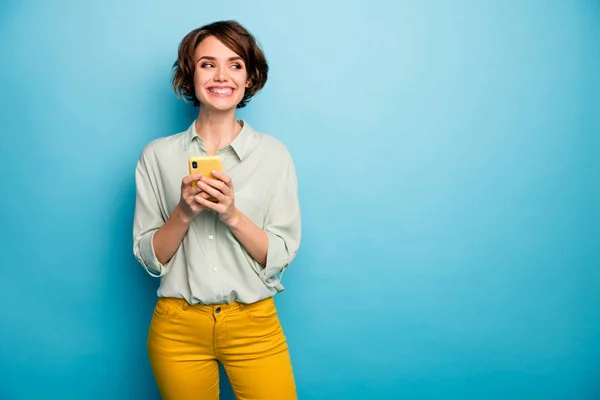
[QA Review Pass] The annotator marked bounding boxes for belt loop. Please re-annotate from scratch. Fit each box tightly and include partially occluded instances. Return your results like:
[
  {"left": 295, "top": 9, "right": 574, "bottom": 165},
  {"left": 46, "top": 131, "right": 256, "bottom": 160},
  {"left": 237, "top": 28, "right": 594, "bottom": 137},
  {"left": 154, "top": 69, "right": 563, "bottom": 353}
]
[{"left": 181, "top": 299, "right": 189, "bottom": 310}]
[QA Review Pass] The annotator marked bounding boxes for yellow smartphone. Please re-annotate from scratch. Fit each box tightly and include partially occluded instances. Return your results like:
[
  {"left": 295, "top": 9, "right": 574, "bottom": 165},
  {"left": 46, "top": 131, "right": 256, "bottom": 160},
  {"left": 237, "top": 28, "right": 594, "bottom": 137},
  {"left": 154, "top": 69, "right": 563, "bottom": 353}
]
[{"left": 188, "top": 156, "right": 223, "bottom": 201}]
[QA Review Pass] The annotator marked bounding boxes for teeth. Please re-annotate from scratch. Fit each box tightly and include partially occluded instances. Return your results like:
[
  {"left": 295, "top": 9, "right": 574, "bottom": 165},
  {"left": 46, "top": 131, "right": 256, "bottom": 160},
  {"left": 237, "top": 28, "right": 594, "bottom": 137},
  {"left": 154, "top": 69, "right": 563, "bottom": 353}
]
[{"left": 209, "top": 88, "right": 233, "bottom": 94}]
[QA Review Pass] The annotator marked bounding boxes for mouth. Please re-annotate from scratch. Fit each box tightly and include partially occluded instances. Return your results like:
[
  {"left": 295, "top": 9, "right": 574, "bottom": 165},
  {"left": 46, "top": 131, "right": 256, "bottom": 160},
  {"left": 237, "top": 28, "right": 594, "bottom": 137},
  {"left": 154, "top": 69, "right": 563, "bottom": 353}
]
[{"left": 206, "top": 87, "right": 235, "bottom": 97}]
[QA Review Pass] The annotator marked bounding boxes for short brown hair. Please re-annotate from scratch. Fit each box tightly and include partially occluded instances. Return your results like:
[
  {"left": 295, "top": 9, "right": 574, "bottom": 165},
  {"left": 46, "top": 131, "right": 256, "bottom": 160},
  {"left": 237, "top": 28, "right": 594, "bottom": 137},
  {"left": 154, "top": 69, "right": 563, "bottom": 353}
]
[{"left": 172, "top": 20, "right": 268, "bottom": 108}]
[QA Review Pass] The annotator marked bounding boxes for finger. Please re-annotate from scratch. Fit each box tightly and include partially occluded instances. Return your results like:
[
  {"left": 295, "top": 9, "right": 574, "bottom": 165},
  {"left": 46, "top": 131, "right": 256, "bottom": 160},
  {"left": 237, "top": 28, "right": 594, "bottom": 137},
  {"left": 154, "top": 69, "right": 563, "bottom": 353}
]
[
  {"left": 189, "top": 185, "right": 203, "bottom": 196},
  {"left": 195, "top": 194, "right": 220, "bottom": 211},
  {"left": 190, "top": 192, "right": 210, "bottom": 210},
  {"left": 197, "top": 180, "right": 226, "bottom": 202},
  {"left": 201, "top": 176, "right": 229, "bottom": 194},
  {"left": 212, "top": 170, "right": 233, "bottom": 188},
  {"left": 182, "top": 184, "right": 202, "bottom": 197},
  {"left": 189, "top": 174, "right": 204, "bottom": 188},
  {"left": 182, "top": 173, "right": 204, "bottom": 186}
]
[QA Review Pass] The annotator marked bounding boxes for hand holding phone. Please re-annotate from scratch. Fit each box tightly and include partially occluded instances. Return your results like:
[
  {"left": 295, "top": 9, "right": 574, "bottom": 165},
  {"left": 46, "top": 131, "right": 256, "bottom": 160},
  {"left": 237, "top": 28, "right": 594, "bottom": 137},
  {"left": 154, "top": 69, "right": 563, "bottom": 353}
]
[
  {"left": 188, "top": 156, "right": 238, "bottom": 225},
  {"left": 188, "top": 156, "right": 223, "bottom": 202},
  {"left": 175, "top": 156, "right": 224, "bottom": 222},
  {"left": 177, "top": 173, "right": 212, "bottom": 222},
  {"left": 188, "top": 156, "right": 223, "bottom": 187}
]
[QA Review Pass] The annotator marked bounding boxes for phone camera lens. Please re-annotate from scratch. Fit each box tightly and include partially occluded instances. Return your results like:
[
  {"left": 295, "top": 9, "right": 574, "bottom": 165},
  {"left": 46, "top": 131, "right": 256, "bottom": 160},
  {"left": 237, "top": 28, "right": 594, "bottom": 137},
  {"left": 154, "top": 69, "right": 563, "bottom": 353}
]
[{"left": 192, "top": 161, "right": 198, "bottom": 168}]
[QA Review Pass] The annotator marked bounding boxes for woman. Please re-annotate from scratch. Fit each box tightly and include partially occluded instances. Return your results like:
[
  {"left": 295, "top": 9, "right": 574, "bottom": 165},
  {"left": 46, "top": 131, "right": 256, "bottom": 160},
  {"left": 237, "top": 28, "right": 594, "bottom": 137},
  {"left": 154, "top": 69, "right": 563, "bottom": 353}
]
[{"left": 133, "top": 20, "right": 301, "bottom": 400}]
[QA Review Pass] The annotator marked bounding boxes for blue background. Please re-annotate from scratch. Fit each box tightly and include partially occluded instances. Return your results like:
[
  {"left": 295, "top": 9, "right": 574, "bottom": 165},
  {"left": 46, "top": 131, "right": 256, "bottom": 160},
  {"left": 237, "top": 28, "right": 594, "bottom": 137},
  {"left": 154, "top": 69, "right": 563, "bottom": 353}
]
[{"left": 1, "top": 0, "right": 599, "bottom": 399}]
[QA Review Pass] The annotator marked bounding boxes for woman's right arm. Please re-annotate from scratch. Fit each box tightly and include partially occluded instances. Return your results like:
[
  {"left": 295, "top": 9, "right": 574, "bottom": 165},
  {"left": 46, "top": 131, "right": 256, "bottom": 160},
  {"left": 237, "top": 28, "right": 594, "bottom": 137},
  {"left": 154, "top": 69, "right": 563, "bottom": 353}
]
[
  {"left": 152, "top": 174, "right": 209, "bottom": 264},
  {"left": 133, "top": 151, "right": 208, "bottom": 276}
]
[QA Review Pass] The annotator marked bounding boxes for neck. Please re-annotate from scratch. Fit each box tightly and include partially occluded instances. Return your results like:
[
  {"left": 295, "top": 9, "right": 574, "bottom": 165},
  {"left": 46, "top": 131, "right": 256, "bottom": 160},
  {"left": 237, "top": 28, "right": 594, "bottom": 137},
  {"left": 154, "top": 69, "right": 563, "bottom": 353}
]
[{"left": 195, "top": 108, "right": 242, "bottom": 155}]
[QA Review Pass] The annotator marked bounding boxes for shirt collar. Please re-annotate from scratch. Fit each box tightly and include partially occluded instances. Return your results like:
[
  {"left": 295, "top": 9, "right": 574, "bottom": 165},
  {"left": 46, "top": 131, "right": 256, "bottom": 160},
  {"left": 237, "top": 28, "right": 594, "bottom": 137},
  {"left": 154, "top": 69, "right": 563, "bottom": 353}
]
[{"left": 183, "top": 119, "right": 255, "bottom": 160}]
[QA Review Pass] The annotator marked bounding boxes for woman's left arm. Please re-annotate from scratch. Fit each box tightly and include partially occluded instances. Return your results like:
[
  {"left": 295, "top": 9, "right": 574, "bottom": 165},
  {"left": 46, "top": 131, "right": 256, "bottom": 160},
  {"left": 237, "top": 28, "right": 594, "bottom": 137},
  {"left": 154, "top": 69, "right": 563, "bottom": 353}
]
[
  {"left": 225, "top": 208, "right": 269, "bottom": 265},
  {"left": 196, "top": 158, "right": 301, "bottom": 283}
]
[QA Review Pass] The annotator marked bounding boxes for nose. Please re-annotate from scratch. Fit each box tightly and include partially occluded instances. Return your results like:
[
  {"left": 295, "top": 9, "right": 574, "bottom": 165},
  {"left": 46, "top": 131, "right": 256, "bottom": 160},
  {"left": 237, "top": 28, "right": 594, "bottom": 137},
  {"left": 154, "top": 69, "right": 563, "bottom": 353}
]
[{"left": 214, "top": 65, "right": 228, "bottom": 82}]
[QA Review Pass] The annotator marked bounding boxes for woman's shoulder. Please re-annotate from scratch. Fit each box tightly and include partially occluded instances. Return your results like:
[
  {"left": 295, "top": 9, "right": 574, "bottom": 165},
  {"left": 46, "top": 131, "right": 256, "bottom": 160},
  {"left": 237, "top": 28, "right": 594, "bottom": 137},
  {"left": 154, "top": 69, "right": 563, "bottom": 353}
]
[
  {"left": 248, "top": 124, "right": 293, "bottom": 162},
  {"left": 138, "top": 128, "right": 190, "bottom": 160}
]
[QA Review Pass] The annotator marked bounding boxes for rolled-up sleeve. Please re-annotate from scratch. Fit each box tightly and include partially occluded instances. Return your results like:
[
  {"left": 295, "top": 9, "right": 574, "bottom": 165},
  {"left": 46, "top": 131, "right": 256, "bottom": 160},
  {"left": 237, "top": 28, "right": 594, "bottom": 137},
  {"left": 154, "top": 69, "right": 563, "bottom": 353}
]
[
  {"left": 133, "top": 151, "right": 167, "bottom": 278},
  {"left": 261, "top": 155, "right": 301, "bottom": 287}
]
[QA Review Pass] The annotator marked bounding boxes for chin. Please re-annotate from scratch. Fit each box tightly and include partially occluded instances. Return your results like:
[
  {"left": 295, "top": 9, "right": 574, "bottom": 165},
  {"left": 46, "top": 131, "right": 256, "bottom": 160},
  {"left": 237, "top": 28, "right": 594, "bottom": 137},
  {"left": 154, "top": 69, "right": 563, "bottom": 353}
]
[
  {"left": 201, "top": 98, "right": 243, "bottom": 112},
  {"left": 204, "top": 103, "right": 238, "bottom": 112}
]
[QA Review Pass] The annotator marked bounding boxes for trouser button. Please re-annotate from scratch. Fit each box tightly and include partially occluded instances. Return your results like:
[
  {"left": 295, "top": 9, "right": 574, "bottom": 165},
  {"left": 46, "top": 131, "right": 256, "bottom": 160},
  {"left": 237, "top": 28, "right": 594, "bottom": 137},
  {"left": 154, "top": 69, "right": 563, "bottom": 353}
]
[{"left": 215, "top": 307, "right": 221, "bottom": 314}]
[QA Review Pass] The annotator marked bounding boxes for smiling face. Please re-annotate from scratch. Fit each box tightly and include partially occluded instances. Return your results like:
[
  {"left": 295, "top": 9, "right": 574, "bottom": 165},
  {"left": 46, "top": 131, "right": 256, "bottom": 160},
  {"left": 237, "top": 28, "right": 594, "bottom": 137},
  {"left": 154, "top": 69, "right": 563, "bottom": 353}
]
[{"left": 193, "top": 35, "right": 250, "bottom": 112}]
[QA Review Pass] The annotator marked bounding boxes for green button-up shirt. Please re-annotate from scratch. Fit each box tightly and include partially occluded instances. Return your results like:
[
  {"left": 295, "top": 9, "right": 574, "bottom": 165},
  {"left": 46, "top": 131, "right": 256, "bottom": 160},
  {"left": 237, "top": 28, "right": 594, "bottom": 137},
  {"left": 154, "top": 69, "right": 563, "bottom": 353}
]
[{"left": 133, "top": 120, "right": 301, "bottom": 305}]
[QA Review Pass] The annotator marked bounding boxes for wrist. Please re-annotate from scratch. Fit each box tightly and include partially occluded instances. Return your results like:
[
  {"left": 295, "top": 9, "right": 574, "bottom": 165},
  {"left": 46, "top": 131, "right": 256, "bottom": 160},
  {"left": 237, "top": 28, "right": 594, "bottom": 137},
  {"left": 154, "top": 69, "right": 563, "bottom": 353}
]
[
  {"left": 224, "top": 208, "right": 242, "bottom": 229},
  {"left": 174, "top": 204, "right": 193, "bottom": 225}
]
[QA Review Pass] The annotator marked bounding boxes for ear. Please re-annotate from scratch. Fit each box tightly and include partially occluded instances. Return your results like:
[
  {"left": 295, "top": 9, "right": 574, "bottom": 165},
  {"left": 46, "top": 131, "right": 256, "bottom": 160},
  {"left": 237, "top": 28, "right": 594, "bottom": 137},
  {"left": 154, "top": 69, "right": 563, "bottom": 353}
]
[{"left": 245, "top": 79, "right": 252, "bottom": 89}]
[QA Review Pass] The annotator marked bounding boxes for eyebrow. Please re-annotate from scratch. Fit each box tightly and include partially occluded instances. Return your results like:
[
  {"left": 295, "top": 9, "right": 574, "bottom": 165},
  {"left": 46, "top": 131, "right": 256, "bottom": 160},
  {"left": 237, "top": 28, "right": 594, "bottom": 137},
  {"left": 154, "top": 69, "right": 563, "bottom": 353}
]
[{"left": 197, "top": 56, "right": 244, "bottom": 63}]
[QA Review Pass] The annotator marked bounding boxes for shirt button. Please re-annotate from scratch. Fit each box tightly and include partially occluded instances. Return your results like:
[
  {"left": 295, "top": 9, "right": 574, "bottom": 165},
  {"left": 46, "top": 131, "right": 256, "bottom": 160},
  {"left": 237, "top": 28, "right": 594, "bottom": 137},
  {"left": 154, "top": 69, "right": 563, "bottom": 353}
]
[
  {"left": 208, "top": 235, "right": 214, "bottom": 240},
  {"left": 216, "top": 295, "right": 221, "bottom": 300},
  {"left": 213, "top": 267, "right": 217, "bottom": 272}
]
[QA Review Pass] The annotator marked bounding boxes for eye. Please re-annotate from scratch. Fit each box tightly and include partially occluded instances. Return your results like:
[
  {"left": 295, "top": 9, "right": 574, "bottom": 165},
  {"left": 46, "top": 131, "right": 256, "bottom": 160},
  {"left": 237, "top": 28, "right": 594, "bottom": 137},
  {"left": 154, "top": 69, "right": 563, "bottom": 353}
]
[
  {"left": 231, "top": 63, "right": 243, "bottom": 69},
  {"left": 201, "top": 62, "right": 214, "bottom": 68}
]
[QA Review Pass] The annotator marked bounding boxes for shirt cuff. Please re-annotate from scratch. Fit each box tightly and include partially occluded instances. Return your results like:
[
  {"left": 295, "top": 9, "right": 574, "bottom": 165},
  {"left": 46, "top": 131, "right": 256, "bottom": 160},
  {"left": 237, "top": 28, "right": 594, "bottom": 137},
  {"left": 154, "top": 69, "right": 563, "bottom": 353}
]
[
  {"left": 138, "top": 230, "right": 167, "bottom": 278},
  {"left": 261, "top": 230, "right": 289, "bottom": 289}
]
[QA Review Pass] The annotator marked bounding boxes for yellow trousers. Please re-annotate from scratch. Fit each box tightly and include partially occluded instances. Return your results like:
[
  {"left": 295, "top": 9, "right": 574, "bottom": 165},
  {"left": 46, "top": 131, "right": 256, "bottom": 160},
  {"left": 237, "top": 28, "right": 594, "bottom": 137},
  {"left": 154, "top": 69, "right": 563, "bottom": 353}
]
[{"left": 147, "top": 296, "right": 297, "bottom": 400}]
